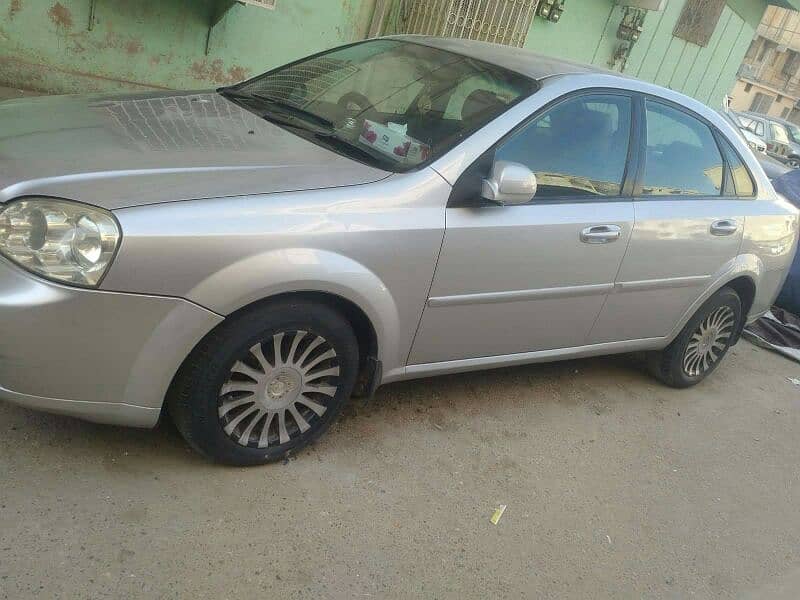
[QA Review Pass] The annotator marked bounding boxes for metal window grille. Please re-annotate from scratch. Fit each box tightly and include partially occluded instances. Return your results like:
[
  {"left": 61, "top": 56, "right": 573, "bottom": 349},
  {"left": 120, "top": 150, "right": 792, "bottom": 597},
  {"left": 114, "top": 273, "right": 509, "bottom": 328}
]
[
  {"left": 401, "top": 0, "right": 540, "bottom": 48},
  {"left": 239, "top": 0, "right": 276, "bottom": 9}
]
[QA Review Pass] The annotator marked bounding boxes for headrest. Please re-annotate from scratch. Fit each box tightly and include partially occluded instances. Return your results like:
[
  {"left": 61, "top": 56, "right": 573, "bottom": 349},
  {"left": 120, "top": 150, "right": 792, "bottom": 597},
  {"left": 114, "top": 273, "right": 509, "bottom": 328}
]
[{"left": 461, "top": 89, "right": 506, "bottom": 122}]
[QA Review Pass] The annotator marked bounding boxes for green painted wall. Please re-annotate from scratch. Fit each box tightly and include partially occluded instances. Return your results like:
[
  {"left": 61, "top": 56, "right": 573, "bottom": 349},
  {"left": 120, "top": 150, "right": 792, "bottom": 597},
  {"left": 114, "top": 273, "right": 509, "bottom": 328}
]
[
  {"left": 524, "top": 1, "right": 622, "bottom": 66},
  {"left": 524, "top": 0, "right": 767, "bottom": 106},
  {"left": 0, "top": 0, "right": 376, "bottom": 93},
  {"left": 627, "top": 0, "right": 758, "bottom": 106},
  {"left": 0, "top": 0, "right": 768, "bottom": 109}
]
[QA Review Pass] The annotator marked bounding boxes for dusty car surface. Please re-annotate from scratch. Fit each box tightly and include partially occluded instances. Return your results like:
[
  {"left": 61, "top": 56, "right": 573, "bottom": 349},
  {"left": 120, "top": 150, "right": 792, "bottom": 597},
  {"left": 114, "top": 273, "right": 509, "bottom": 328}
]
[{"left": 1, "top": 37, "right": 797, "bottom": 465}]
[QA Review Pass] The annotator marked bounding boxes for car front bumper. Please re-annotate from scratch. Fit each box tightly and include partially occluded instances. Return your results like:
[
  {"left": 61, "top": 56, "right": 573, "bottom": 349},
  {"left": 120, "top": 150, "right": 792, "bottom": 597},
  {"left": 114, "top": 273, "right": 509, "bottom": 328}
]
[{"left": 0, "top": 257, "right": 223, "bottom": 427}]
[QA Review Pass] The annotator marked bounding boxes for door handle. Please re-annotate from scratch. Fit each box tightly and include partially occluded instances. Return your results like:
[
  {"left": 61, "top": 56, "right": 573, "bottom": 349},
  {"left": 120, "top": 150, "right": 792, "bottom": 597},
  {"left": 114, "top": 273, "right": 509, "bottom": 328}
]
[
  {"left": 710, "top": 219, "right": 738, "bottom": 236},
  {"left": 580, "top": 224, "right": 622, "bottom": 244}
]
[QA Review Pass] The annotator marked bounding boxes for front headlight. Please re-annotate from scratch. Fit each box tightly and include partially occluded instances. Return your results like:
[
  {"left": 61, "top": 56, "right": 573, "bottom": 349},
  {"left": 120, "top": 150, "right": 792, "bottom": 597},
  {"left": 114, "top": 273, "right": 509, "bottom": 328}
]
[
  {"left": 0, "top": 197, "right": 120, "bottom": 287},
  {"left": 748, "top": 141, "right": 758, "bottom": 151}
]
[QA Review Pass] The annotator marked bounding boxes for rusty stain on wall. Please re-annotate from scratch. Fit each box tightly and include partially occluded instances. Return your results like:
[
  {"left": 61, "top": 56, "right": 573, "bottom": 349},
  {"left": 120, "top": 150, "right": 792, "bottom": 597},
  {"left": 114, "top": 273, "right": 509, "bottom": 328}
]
[
  {"left": 9, "top": 0, "right": 22, "bottom": 19},
  {"left": 1, "top": 0, "right": 376, "bottom": 93},
  {"left": 97, "top": 31, "right": 139, "bottom": 52},
  {"left": 47, "top": 2, "right": 73, "bottom": 30},
  {"left": 125, "top": 39, "right": 144, "bottom": 54},
  {"left": 190, "top": 59, "right": 251, "bottom": 85}
]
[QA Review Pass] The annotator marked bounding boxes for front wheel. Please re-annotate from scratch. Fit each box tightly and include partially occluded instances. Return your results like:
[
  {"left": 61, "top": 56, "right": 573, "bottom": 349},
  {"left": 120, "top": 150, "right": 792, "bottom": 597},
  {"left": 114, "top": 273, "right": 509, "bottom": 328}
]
[
  {"left": 788, "top": 157, "right": 800, "bottom": 169},
  {"left": 648, "top": 287, "right": 742, "bottom": 388},
  {"left": 168, "top": 299, "right": 359, "bottom": 465}
]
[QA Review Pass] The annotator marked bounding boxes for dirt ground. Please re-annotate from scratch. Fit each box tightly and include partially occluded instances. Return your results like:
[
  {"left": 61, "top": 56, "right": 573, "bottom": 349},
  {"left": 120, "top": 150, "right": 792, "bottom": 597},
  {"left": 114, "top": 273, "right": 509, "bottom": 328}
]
[{"left": 2, "top": 342, "right": 800, "bottom": 599}]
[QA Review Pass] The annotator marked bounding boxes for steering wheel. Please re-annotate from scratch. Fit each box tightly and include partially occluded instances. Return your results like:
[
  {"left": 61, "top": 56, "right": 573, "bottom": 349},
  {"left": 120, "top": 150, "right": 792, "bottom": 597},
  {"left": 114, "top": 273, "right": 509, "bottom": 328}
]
[{"left": 336, "top": 92, "right": 378, "bottom": 123}]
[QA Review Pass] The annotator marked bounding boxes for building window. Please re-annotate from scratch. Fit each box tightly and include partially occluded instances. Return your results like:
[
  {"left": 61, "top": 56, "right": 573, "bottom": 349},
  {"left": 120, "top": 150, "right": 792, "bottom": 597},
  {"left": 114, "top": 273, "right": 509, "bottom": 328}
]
[
  {"left": 744, "top": 83, "right": 752, "bottom": 92},
  {"left": 758, "top": 40, "right": 777, "bottom": 62},
  {"left": 782, "top": 107, "right": 791, "bottom": 118},
  {"left": 750, "top": 92, "right": 774, "bottom": 113},
  {"left": 744, "top": 37, "right": 760, "bottom": 60},
  {"left": 783, "top": 50, "right": 800, "bottom": 78},
  {"left": 673, "top": 0, "right": 726, "bottom": 47},
  {"left": 778, "top": 94, "right": 785, "bottom": 103}
]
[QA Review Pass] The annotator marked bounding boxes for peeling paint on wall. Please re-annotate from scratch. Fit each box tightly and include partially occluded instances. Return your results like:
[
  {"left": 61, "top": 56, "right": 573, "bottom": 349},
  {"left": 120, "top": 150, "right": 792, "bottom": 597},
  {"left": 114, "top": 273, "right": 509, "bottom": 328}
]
[
  {"left": 9, "top": 0, "right": 22, "bottom": 19},
  {"left": 0, "top": 0, "right": 377, "bottom": 93},
  {"left": 189, "top": 59, "right": 251, "bottom": 85},
  {"left": 47, "top": 2, "right": 73, "bottom": 30}
]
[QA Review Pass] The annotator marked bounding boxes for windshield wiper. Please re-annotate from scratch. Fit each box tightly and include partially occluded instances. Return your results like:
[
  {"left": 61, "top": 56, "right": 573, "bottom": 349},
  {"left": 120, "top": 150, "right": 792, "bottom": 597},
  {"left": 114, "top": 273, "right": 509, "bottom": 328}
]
[
  {"left": 261, "top": 111, "right": 335, "bottom": 136},
  {"left": 250, "top": 93, "right": 335, "bottom": 130},
  {"left": 218, "top": 87, "right": 334, "bottom": 130},
  {"left": 306, "top": 133, "right": 394, "bottom": 168},
  {"left": 219, "top": 87, "right": 390, "bottom": 169}
]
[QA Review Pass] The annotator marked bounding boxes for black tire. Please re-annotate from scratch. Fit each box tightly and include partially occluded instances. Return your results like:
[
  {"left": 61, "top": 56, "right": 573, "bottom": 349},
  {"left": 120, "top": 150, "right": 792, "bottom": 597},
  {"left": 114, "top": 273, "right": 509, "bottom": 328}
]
[
  {"left": 168, "top": 298, "right": 359, "bottom": 466},
  {"left": 648, "top": 287, "right": 742, "bottom": 388}
]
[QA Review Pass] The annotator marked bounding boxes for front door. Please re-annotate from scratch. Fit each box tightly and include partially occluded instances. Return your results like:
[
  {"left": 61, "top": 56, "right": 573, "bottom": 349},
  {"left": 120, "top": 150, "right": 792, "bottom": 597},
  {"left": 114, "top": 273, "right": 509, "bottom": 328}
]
[
  {"left": 409, "top": 92, "right": 637, "bottom": 365},
  {"left": 590, "top": 98, "right": 748, "bottom": 343}
]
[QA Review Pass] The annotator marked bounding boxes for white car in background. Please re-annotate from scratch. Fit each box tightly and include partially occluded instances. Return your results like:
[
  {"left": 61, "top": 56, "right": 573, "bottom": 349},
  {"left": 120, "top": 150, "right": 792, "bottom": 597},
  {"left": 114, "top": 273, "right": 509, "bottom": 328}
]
[
  {"left": 719, "top": 108, "right": 766, "bottom": 154},
  {"left": 741, "top": 127, "right": 767, "bottom": 154}
]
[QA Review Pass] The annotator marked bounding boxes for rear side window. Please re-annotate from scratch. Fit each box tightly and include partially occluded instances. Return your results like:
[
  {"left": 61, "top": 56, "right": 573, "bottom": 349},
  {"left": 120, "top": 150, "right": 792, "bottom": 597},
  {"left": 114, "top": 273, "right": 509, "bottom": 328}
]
[
  {"left": 495, "top": 94, "right": 632, "bottom": 198},
  {"left": 720, "top": 139, "right": 756, "bottom": 197},
  {"left": 642, "top": 100, "right": 723, "bottom": 196}
]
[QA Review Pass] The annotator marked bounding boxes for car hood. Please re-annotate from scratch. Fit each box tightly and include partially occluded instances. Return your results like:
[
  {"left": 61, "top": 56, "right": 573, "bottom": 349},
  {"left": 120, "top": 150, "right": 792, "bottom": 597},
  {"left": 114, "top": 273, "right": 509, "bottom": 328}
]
[{"left": 0, "top": 90, "right": 390, "bottom": 210}]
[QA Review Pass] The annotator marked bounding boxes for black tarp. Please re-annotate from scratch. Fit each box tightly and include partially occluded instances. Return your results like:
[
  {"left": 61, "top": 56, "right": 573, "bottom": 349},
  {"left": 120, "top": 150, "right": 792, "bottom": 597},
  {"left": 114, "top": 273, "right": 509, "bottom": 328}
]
[{"left": 742, "top": 170, "right": 800, "bottom": 361}]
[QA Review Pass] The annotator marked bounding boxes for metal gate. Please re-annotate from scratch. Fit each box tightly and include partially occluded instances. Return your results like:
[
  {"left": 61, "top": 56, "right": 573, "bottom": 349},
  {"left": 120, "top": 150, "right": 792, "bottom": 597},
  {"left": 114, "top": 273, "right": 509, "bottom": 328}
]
[{"left": 398, "top": 0, "right": 540, "bottom": 48}]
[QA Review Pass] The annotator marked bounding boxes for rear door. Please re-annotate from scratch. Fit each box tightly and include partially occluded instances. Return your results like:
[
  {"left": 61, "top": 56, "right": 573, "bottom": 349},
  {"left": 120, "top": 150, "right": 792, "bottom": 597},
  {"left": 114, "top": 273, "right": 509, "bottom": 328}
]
[
  {"left": 409, "top": 92, "right": 637, "bottom": 365},
  {"left": 590, "top": 97, "right": 753, "bottom": 343}
]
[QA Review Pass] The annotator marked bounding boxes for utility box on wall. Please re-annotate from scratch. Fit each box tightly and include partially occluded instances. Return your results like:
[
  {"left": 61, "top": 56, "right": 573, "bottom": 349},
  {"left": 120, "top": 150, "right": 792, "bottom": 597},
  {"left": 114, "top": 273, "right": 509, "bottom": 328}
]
[{"left": 616, "top": 0, "right": 666, "bottom": 10}]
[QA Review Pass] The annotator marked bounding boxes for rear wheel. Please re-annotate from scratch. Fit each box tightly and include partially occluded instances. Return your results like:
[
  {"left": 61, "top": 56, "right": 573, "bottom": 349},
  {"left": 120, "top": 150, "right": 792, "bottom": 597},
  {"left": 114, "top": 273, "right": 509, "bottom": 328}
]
[
  {"left": 168, "top": 299, "right": 359, "bottom": 465},
  {"left": 648, "top": 287, "right": 742, "bottom": 388}
]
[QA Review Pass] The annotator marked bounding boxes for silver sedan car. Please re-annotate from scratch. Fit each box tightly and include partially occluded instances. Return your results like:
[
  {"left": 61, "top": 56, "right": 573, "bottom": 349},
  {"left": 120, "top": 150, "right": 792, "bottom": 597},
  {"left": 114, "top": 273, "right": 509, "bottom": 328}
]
[{"left": 1, "top": 37, "right": 797, "bottom": 465}]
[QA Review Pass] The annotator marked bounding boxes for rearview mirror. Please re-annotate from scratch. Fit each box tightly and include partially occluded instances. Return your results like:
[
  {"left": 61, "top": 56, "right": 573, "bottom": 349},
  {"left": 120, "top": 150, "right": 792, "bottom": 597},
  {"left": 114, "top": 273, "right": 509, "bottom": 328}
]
[{"left": 481, "top": 161, "right": 537, "bottom": 206}]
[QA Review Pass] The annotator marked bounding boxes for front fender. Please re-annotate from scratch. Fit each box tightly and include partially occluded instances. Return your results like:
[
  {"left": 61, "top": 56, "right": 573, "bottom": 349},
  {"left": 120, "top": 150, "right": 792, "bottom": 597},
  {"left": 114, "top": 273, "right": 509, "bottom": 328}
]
[{"left": 185, "top": 248, "right": 403, "bottom": 369}]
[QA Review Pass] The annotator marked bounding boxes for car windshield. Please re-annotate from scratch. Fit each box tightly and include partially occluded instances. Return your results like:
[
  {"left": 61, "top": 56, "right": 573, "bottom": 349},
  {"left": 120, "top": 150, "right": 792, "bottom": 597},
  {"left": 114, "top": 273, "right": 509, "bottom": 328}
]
[{"left": 221, "top": 40, "right": 538, "bottom": 172}]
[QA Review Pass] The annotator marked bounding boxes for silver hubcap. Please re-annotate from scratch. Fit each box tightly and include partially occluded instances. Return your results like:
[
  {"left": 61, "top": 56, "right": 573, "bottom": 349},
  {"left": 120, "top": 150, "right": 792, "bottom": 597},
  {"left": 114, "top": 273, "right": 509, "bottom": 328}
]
[
  {"left": 218, "top": 330, "right": 340, "bottom": 448},
  {"left": 683, "top": 306, "right": 735, "bottom": 377}
]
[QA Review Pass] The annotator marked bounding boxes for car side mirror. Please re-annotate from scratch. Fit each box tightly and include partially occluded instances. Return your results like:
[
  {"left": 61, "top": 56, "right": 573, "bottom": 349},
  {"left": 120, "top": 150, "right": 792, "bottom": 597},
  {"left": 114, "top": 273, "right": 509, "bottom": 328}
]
[{"left": 481, "top": 161, "right": 537, "bottom": 206}]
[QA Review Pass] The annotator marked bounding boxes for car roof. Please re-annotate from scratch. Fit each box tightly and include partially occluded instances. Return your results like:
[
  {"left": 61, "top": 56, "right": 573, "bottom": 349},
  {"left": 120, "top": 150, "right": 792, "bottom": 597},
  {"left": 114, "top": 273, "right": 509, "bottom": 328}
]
[
  {"left": 384, "top": 35, "right": 744, "bottom": 144},
  {"left": 762, "top": 114, "right": 798, "bottom": 128},
  {"left": 386, "top": 35, "right": 614, "bottom": 81}
]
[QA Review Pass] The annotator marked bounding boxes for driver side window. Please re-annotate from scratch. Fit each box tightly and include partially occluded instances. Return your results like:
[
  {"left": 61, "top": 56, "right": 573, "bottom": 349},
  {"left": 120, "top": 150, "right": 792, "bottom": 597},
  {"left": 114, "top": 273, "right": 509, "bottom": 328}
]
[{"left": 494, "top": 94, "right": 633, "bottom": 199}]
